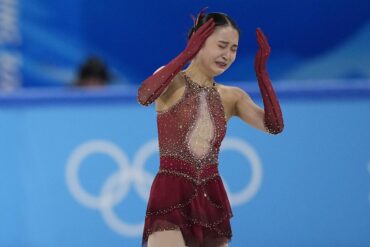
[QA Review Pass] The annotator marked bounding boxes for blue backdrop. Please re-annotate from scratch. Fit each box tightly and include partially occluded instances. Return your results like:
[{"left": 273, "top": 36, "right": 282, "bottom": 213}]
[
  {"left": 0, "top": 0, "right": 370, "bottom": 89},
  {"left": 1, "top": 0, "right": 370, "bottom": 246},
  {"left": 0, "top": 89, "right": 369, "bottom": 246}
]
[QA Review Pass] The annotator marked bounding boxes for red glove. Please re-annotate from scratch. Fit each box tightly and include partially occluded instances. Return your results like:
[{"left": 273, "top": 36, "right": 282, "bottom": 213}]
[
  {"left": 137, "top": 18, "right": 215, "bottom": 106},
  {"left": 254, "top": 28, "right": 284, "bottom": 134}
]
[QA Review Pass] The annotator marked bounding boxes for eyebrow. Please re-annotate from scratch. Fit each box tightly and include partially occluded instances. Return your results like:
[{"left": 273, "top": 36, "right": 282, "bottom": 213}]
[{"left": 218, "top": 40, "right": 238, "bottom": 47}]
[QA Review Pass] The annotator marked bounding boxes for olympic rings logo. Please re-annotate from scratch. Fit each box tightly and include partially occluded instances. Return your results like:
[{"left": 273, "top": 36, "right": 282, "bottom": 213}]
[{"left": 65, "top": 138, "right": 263, "bottom": 237}]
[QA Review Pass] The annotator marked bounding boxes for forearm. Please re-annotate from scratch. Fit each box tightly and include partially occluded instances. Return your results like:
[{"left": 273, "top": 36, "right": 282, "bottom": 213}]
[
  {"left": 137, "top": 18, "right": 215, "bottom": 106},
  {"left": 256, "top": 71, "right": 284, "bottom": 134},
  {"left": 137, "top": 52, "right": 188, "bottom": 106}
]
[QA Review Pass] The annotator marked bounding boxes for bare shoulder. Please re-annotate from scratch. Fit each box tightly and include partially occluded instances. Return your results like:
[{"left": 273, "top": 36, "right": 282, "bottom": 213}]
[
  {"left": 215, "top": 83, "right": 249, "bottom": 119},
  {"left": 216, "top": 83, "right": 248, "bottom": 103},
  {"left": 158, "top": 72, "right": 185, "bottom": 100},
  {"left": 156, "top": 72, "right": 186, "bottom": 111}
]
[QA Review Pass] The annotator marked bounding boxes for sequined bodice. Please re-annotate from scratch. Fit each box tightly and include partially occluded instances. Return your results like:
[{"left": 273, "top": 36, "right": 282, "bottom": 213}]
[{"left": 157, "top": 72, "right": 227, "bottom": 169}]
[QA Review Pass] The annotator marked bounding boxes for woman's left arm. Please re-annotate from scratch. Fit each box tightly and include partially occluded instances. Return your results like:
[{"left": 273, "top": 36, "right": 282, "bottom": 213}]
[
  {"left": 254, "top": 28, "right": 284, "bottom": 134},
  {"left": 235, "top": 28, "right": 284, "bottom": 134}
]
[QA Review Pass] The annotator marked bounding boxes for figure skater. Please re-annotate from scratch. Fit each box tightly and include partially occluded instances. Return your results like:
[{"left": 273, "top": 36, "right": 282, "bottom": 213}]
[{"left": 137, "top": 9, "right": 284, "bottom": 247}]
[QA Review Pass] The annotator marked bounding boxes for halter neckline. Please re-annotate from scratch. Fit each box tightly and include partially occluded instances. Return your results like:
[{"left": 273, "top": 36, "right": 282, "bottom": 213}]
[{"left": 181, "top": 71, "right": 216, "bottom": 89}]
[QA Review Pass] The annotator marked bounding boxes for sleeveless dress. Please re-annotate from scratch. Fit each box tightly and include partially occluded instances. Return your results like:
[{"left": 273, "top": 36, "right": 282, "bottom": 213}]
[{"left": 142, "top": 71, "right": 233, "bottom": 247}]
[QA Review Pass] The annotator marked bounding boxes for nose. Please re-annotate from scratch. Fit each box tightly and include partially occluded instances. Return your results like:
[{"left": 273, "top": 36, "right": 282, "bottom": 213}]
[
  {"left": 222, "top": 50, "right": 236, "bottom": 63},
  {"left": 222, "top": 51, "right": 232, "bottom": 62},
  {"left": 222, "top": 49, "right": 233, "bottom": 61}
]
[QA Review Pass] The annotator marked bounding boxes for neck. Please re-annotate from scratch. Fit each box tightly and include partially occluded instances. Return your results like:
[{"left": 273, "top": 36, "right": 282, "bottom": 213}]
[{"left": 184, "top": 62, "right": 214, "bottom": 87}]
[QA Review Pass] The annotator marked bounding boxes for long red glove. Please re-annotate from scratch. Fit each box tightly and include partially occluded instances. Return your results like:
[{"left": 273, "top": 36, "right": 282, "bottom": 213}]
[
  {"left": 137, "top": 18, "right": 215, "bottom": 106},
  {"left": 254, "top": 28, "right": 284, "bottom": 134}
]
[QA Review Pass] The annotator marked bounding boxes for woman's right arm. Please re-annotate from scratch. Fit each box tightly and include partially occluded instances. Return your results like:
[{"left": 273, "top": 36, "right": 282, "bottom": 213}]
[{"left": 137, "top": 19, "right": 215, "bottom": 106}]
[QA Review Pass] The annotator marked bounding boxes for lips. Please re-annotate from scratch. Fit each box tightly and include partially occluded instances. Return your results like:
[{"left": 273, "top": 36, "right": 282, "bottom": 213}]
[{"left": 215, "top": 61, "right": 227, "bottom": 68}]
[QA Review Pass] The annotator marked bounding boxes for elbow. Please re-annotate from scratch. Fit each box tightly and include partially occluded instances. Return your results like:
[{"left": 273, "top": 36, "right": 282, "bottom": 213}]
[
  {"left": 137, "top": 86, "right": 151, "bottom": 106},
  {"left": 266, "top": 121, "right": 284, "bottom": 135},
  {"left": 269, "top": 124, "right": 284, "bottom": 135},
  {"left": 264, "top": 113, "right": 284, "bottom": 135},
  {"left": 137, "top": 95, "right": 152, "bottom": 106},
  {"left": 137, "top": 93, "right": 149, "bottom": 106}
]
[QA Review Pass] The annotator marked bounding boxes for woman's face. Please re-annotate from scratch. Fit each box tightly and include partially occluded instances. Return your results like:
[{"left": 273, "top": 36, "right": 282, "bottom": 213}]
[{"left": 194, "top": 25, "right": 239, "bottom": 77}]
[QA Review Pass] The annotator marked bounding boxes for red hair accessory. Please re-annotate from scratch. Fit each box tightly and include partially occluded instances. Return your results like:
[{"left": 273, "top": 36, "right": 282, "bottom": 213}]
[{"left": 191, "top": 7, "right": 208, "bottom": 28}]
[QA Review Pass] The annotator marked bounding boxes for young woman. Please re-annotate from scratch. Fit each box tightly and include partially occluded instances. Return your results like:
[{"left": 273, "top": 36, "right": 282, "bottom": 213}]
[{"left": 138, "top": 9, "right": 284, "bottom": 247}]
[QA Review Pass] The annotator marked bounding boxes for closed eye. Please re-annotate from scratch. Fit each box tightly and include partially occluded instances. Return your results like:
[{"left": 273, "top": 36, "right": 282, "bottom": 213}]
[{"left": 218, "top": 40, "right": 238, "bottom": 52}]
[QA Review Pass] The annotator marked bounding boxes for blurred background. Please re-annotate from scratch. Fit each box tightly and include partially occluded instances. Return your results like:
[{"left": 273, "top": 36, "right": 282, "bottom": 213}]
[{"left": 0, "top": 0, "right": 369, "bottom": 246}]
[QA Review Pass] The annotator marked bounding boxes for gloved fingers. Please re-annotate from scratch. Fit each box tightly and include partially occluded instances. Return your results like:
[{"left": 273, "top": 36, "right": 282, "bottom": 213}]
[
  {"left": 256, "top": 28, "right": 271, "bottom": 56},
  {"left": 187, "top": 19, "right": 215, "bottom": 51},
  {"left": 196, "top": 18, "right": 215, "bottom": 34},
  {"left": 254, "top": 48, "right": 263, "bottom": 72},
  {"left": 200, "top": 23, "right": 216, "bottom": 41}
]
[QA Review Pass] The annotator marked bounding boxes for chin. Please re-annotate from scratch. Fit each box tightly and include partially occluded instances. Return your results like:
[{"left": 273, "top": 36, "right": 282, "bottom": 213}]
[
  {"left": 213, "top": 71, "right": 224, "bottom": 77},
  {"left": 210, "top": 66, "right": 227, "bottom": 77}
]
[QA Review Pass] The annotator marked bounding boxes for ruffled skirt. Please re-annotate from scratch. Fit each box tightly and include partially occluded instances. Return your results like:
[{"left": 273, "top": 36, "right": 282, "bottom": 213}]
[{"left": 142, "top": 157, "right": 233, "bottom": 247}]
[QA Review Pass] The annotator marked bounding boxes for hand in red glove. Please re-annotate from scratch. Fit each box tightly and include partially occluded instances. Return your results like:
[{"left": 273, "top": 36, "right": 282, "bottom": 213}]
[
  {"left": 254, "top": 28, "right": 284, "bottom": 134},
  {"left": 254, "top": 28, "right": 271, "bottom": 75},
  {"left": 137, "top": 18, "right": 215, "bottom": 106}
]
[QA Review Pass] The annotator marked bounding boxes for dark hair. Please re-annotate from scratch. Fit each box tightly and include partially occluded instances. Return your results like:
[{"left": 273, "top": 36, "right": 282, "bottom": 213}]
[{"left": 188, "top": 12, "right": 240, "bottom": 40}]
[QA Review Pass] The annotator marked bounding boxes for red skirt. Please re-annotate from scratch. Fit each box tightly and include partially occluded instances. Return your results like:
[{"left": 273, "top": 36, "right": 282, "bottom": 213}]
[{"left": 142, "top": 157, "right": 233, "bottom": 247}]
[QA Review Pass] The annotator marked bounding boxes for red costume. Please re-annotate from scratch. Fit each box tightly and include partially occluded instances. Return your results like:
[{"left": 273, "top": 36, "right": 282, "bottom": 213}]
[{"left": 142, "top": 72, "right": 232, "bottom": 246}]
